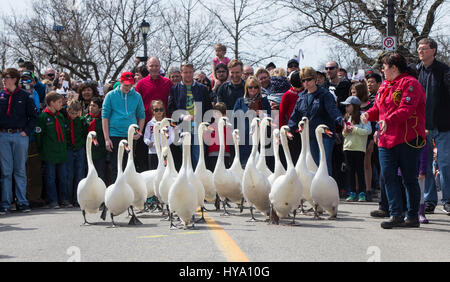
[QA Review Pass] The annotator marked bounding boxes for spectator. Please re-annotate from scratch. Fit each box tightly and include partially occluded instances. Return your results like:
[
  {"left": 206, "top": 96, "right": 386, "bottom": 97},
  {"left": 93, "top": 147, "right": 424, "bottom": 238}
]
[
  {"left": 365, "top": 72, "right": 382, "bottom": 105},
  {"left": 35, "top": 91, "right": 68, "bottom": 209},
  {"left": 242, "top": 65, "right": 254, "bottom": 81},
  {"left": 233, "top": 76, "right": 271, "bottom": 166},
  {"left": 338, "top": 68, "right": 348, "bottom": 80},
  {"left": 266, "top": 62, "right": 276, "bottom": 73},
  {"left": 168, "top": 63, "right": 212, "bottom": 169},
  {"left": 44, "top": 68, "right": 57, "bottom": 81},
  {"left": 78, "top": 82, "right": 100, "bottom": 116},
  {"left": 341, "top": 96, "right": 372, "bottom": 202},
  {"left": 205, "top": 102, "right": 231, "bottom": 171},
  {"left": 0, "top": 68, "right": 38, "bottom": 214},
  {"left": 19, "top": 71, "right": 41, "bottom": 112},
  {"left": 168, "top": 67, "right": 182, "bottom": 85},
  {"left": 362, "top": 52, "right": 427, "bottom": 229},
  {"left": 288, "top": 67, "right": 344, "bottom": 176},
  {"left": 287, "top": 58, "right": 300, "bottom": 76},
  {"left": 65, "top": 100, "right": 88, "bottom": 208},
  {"left": 416, "top": 37, "right": 450, "bottom": 215},
  {"left": 194, "top": 73, "right": 214, "bottom": 107},
  {"left": 102, "top": 71, "right": 146, "bottom": 182},
  {"left": 211, "top": 44, "right": 231, "bottom": 85},
  {"left": 18, "top": 61, "right": 46, "bottom": 106},
  {"left": 217, "top": 59, "right": 245, "bottom": 110},
  {"left": 325, "top": 61, "right": 352, "bottom": 113},
  {"left": 144, "top": 100, "right": 174, "bottom": 170},
  {"left": 316, "top": 71, "right": 327, "bottom": 87},
  {"left": 135, "top": 65, "right": 149, "bottom": 83},
  {"left": 255, "top": 67, "right": 272, "bottom": 97},
  {"left": 279, "top": 71, "right": 303, "bottom": 167},
  {"left": 85, "top": 97, "right": 107, "bottom": 182},
  {"left": 211, "top": 63, "right": 229, "bottom": 94}
]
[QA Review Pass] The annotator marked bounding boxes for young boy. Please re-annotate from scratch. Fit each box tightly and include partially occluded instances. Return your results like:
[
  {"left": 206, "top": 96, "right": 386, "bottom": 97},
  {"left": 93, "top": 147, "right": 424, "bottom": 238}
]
[
  {"left": 66, "top": 100, "right": 88, "bottom": 208},
  {"left": 85, "top": 97, "right": 108, "bottom": 182},
  {"left": 205, "top": 102, "right": 231, "bottom": 171},
  {"left": 35, "top": 91, "right": 68, "bottom": 209}
]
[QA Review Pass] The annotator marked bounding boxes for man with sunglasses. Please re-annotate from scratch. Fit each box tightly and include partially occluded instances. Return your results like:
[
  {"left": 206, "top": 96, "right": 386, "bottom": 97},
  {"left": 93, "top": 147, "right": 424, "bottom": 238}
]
[
  {"left": 18, "top": 61, "right": 47, "bottom": 110},
  {"left": 325, "top": 61, "right": 352, "bottom": 114},
  {"left": 44, "top": 68, "right": 57, "bottom": 81}
]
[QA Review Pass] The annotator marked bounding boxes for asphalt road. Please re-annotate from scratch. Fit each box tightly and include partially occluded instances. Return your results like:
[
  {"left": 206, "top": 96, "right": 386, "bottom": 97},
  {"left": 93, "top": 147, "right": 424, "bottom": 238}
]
[{"left": 0, "top": 201, "right": 449, "bottom": 262}]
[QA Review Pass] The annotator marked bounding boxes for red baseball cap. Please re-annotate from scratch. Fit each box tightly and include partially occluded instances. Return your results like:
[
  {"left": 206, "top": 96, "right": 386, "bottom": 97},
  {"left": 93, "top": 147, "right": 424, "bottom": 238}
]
[{"left": 120, "top": 71, "right": 135, "bottom": 85}]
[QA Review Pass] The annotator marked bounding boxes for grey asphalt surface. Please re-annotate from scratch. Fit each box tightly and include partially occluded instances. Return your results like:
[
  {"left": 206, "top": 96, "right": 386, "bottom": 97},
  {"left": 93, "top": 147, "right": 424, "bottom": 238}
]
[{"left": 0, "top": 201, "right": 449, "bottom": 262}]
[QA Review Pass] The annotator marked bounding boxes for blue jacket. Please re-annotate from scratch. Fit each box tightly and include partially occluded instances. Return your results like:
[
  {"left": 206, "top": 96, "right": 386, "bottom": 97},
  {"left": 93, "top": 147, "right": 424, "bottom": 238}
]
[
  {"left": 102, "top": 87, "right": 146, "bottom": 137},
  {"left": 288, "top": 86, "right": 343, "bottom": 139},
  {"left": 233, "top": 96, "right": 271, "bottom": 166},
  {"left": 168, "top": 81, "right": 212, "bottom": 121}
]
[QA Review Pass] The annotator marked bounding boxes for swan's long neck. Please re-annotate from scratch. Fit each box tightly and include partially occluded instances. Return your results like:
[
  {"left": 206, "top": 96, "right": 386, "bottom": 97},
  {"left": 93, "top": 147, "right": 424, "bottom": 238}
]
[
  {"left": 160, "top": 130, "right": 176, "bottom": 172},
  {"left": 260, "top": 121, "right": 267, "bottom": 158},
  {"left": 117, "top": 143, "right": 125, "bottom": 177},
  {"left": 233, "top": 133, "right": 240, "bottom": 163},
  {"left": 216, "top": 120, "right": 226, "bottom": 171},
  {"left": 304, "top": 121, "right": 312, "bottom": 155},
  {"left": 281, "top": 130, "right": 294, "bottom": 170},
  {"left": 273, "top": 135, "right": 280, "bottom": 164},
  {"left": 197, "top": 126, "right": 206, "bottom": 170},
  {"left": 154, "top": 124, "right": 162, "bottom": 161},
  {"left": 299, "top": 129, "right": 307, "bottom": 167},
  {"left": 315, "top": 129, "right": 328, "bottom": 176},
  {"left": 250, "top": 124, "right": 260, "bottom": 161},
  {"left": 86, "top": 134, "right": 94, "bottom": 171},
  {"left": 127, "top": 128, "right": 135, "bottom": 161},
  {"left": 181, "top": 136, "right": 190, "bottom": 175}
]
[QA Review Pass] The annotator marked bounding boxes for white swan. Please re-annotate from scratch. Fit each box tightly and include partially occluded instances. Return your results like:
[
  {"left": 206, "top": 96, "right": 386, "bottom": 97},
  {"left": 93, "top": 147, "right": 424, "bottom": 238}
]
[
  {"left": 168, "top": 132, "right": 198, "bottom": 229},
  {"left": 104, "top": 140, "right": 135, "bottom": 227},
  {"left": 242, "top": 117, "right": 271, "bottom": 221},
  {"left": 230, "top": 129, "right": 244, "bottom": 181},
  {"left": 214, "top": 117, "right": 243, "bottom": 215},
  {"left": 157, "top": 118, "right": 177, "bottom": 203},
  {"left": 195, "top": 122, "right": 216, "bottom": 203},
  {"left": 256, "top": 117, "right": 273, "bottom": 179},
  {"left": 158, "top": 128, "right": 179, "bottom": 208},
  {"left": 140, "top": 121, "right": 162, "bottom": 201},
  {"left": 310, "top": 124, "right": 339, "bottom": 220},
  {"left": 296, "top": 120, "right": 317, "bottom": 215},
  {"left": 302, "top": 117, "right": 318, "bottom": 173},
  {"left": 123, "top": 124, "right": 147, "bottom": 214},
  {"left": 269, "top": 126, "right": 303, "bottom": 225},
  {"left": 268, "top": 128, "right": 286, "bottom": 185},
  {"left": 77, "top": 131, "right": 107, "bottom": 225}
]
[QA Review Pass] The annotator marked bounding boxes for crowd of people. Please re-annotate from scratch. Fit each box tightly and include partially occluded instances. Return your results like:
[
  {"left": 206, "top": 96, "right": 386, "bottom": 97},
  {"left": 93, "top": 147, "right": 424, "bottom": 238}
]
[{"left": 0, "top": 39, "right": 448, "bottom": 230}]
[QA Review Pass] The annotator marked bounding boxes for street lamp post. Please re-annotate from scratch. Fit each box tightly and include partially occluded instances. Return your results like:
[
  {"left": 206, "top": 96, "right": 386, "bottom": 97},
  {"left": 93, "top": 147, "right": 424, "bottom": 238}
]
[
  {"left": 53, "top": 25, "right": 65, "bottom": 71},
  {"left": 140, "top": 20, "right": 150, "bottom": 62}
]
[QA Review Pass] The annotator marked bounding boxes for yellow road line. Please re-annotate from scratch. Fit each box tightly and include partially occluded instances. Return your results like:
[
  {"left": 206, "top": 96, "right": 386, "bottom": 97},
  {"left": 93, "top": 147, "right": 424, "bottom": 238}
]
[
  {"left": 138, "top": 235, "right": 168, "bottom": 239},
  {"left": 202, "top": 211, "right": 250, "bottom": 262}
]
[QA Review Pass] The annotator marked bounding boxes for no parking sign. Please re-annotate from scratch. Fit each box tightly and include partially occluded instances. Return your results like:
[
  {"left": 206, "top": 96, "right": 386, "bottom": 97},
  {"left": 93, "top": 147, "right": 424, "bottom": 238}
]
[{"left": 382, "top": 36, "right": 397, "bottom": 51}]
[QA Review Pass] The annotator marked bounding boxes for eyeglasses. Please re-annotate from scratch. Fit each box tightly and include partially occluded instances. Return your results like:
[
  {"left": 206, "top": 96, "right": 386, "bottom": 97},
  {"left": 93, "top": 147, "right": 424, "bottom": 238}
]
[
  {"left": 288, "top": 64, "right": 299, "bottom": 68},
  {"left": 153, "top": 108, "right": 164, "bottom": 113},
  {"left": 302, "top": 78, "right": 314, "bottom": 83},
  {"left": 244, "top": 72, "right": 253, "bottom": 75},
  {"left": 2, "top": 76, "right": 14, "bottom": 80},
  {"left": 47, "top": 73, "right": 55, "bottom": 78},
  {"left": 325, "top": 66, "right": 336, "bottom": 71},
  {"left": 247, "top": 86, "right": 259, "bottom": 90},
  {"left": 216, "top": 70, "right": 227, "bottom": 74},
  {"left": 417, "top": 47, "right": 432, "bottom": 52}
]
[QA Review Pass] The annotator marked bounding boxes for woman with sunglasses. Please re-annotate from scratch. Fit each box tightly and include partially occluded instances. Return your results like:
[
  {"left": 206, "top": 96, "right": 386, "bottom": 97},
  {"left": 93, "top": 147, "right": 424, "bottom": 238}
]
[
  {"left": 233, "top": 76, "right": 271, "bottom": 167},
  {"left": 288, "top": 67, "right": 344, "bottom": 176}
]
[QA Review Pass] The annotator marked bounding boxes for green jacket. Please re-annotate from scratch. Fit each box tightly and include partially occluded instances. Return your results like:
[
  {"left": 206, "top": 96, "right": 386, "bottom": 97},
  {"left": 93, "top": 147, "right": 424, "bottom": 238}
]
[
  {"left": 85, "top": 113, "right": 107, "bottom": 160},
  {"left": 34, "top": 110, "right": 68, "bottom": 164},
  {"left": 66, "top": 116, "right": 88, "bottom": 150}
]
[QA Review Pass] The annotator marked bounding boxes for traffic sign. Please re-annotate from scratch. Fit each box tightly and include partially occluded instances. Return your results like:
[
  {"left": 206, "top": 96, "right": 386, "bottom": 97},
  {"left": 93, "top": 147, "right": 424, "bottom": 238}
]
[{"left": 382, "top": 36, "right": 397, "bottom": 51}]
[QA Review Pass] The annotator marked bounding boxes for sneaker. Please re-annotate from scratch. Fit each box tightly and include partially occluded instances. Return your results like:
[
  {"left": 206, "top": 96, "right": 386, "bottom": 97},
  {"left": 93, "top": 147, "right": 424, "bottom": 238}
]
[
  {"left": 0, "top": 208, "right": 8, "bottom": 215},
  {"left": 346, "top": 192, "right": 357, "bottom": 202},
  {"left": 424, "top": 202, "right": 435, "bottom": 214},
  {"left": 381, "top": 216, "right": 405, "bottom": 229},
  {"left": 358, "top": 192, "right": 366, "bottom": 202},
  {"left": 18, "top": 205, "right": 32, "bottom": 213},
  {"left": 443, "top": 203, "right": 450, "bottom": 215},
  {"left": 370, "top": 209, "right": 389, "bottom": 218}
]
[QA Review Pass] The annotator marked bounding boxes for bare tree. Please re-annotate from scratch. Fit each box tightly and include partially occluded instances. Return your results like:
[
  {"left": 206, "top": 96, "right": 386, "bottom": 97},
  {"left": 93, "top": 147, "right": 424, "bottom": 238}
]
[{"left": 277, "top": 0, "right": 447, "bottom": 65}]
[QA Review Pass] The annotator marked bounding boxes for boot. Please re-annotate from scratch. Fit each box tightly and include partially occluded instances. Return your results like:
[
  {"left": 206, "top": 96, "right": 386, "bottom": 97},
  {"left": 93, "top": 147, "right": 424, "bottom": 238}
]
[
  {"left": 381, "top": 216, "right": 404, "bottom": 229},
  {"left": 418, "top": 204, "right": 429, "bottom": 224}
]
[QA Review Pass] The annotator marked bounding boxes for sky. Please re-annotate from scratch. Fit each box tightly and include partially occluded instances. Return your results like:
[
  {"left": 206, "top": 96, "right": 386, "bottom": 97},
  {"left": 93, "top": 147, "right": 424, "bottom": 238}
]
[{"left": 2, "top": 0, "right": 449, "bottom": 73}]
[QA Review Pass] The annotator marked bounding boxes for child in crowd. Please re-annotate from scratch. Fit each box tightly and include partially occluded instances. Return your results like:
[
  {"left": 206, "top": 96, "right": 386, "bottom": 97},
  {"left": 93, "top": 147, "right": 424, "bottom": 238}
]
[
  {"left": 205, "top": 102, "right": 231, "bottom": 171},
  {"left": 341, "top": 96, "right": 372, "bottom": 202},
  {"left": 35, "top": 91, "right": 68, "bottom": 209},
  {"left": 144, "top": 100, "right": 174, "bottom": 170},
  {"left": 211, "top": 44, "right": 231, "bottom": 85},
  {"left": 66, "top": 100, "right": 88, "bottom": 208},
  {"left": 85, "top": 97, "right": 108, "bottom": 182}
]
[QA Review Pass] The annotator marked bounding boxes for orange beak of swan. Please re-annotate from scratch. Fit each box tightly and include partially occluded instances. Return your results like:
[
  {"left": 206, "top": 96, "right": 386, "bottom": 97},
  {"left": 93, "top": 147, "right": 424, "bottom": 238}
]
[
  {"left": 324, "top": 128, "right": 333, "bottom": 137},
  {"left": 92, "top": 138, "right": 99, "bottom": 146}
]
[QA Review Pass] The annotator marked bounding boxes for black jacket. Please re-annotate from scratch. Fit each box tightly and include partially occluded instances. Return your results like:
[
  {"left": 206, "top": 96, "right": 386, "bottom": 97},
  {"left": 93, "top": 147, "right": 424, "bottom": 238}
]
[
  {"left": 0, "top": 87, "right": 38, "bottom": 136},
  {"left": 417, "top": 59, "right": 450, "bottom": 131},
  {"left": 216, "top": 80, "right": 245, "bottom": 110},
  {"left": 168, "top": 81, "right": 212, "bottom": 123}
]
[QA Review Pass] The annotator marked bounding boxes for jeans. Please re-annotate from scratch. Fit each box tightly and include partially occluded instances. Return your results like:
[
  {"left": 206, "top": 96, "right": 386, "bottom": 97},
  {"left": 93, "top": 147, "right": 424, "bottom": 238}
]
[
  {"left": 0, "top": 132, "right": 30, "bottom": 210},
  {"left": 424, "top": 129, "right": 450, "bottom": 205},
  {"left": 67, "top": 147, "right": 86, "bottom": 205},
  {"left": 93, "top": 158, "right": 106, "bottom": 182},
  {"left": 344, "top": 151, "right": 366, "bottom": 193},
  {"left": 309, "top": 135, "right": 335, "bottom": 176},
  {"left": 379, "top": 141, "right": 422, "bottom": 218},
  {"left": 44, "top": 162, "right": 68, "bottom": 205}
]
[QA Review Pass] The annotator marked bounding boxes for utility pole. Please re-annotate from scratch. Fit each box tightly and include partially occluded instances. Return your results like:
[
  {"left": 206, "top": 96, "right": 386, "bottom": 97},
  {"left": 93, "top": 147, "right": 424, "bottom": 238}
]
[{"left": 387, "top": 0, "right": 395, "bottom": 36}]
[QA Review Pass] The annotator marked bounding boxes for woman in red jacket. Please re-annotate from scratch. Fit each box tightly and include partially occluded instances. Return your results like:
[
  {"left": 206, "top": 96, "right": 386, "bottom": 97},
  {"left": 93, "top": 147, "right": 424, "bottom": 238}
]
[{"left": 362, "top": 52, "right": 426, "bottom": 229}]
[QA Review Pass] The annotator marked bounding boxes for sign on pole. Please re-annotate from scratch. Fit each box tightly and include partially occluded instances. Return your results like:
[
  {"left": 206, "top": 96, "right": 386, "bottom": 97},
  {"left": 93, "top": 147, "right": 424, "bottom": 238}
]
[{"left": 382, "top": 36, "right": 397, "bottom": 51}]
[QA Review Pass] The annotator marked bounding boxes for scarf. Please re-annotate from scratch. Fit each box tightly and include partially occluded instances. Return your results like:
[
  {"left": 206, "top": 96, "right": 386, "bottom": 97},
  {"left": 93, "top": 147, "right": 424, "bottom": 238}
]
[
  {"left": 3, "top": 87, "right": 21, "bottom": 117},
  {"left": 44, "top": 107, "right": 65, "bottom": 143},
  {"left": 244, "top": 92, "right": 262, "bottom": 111},
  {"left": 379, "top": 73, "right": 408, "bottom": 105},
  {"left": 88, "top": 112, "right": 101, "bottom": 133}
]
